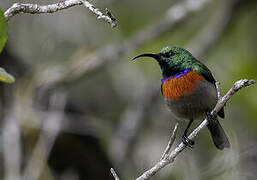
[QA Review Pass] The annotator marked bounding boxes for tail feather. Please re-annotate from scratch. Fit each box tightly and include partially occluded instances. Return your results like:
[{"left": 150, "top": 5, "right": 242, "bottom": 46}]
[{"left": 207, "top": 119, "right": 230, "bottom": 150}]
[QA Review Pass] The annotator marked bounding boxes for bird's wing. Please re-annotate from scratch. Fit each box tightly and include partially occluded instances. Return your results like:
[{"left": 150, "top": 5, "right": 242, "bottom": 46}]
[
  {"left": 192, "top": 61, "right": 225, "bottom": 119},
  {"left": 192, "top": 62, "right": 216, "bottom": 84}
]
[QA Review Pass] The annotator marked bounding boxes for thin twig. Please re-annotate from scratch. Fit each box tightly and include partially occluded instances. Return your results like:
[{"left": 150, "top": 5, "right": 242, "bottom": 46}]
[
  {"left": 216, "top": 82, "right": 222, "bottom": 100},
  {"left": 4, "top": 0, "right": 117, "bottom": 27},
  {"left": 135, "top": 79, "right": 255, "bottom": 180},
  {"left": 110, "top": 168, "right": 120, "bottom": 180},
  {"left": 160, "top": 123, "right": 179, "bottom": 160},
  {"left": 80, "top": 0, "right": 117, "bottom": 27}
]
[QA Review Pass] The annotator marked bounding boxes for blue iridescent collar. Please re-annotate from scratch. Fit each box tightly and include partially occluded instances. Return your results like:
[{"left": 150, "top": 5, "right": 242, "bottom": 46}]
[{"left": 161, "top": 68, "right": 191, "bottom": 82}]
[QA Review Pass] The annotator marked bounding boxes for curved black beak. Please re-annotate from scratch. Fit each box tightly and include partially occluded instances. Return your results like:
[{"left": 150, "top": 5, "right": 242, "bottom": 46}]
[{"left": 132, "top": 53, "right": 161, "bottom": 61}]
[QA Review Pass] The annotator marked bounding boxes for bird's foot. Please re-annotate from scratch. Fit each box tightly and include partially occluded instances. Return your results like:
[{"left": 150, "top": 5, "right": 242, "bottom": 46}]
[
  {"left": 206, "top": 111, "right": 217, "bottom": 123},
  {"left": 182, "top": 135, "right": 195, "bottom": 148}
]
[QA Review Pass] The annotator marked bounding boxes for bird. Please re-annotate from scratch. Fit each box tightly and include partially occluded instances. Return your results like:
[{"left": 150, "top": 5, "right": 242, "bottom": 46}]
[{"left": 133, "top": 46, "right": 230, "bottom": 150}]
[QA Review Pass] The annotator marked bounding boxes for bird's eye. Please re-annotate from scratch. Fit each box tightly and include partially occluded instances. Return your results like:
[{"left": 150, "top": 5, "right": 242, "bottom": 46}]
[{"left": 163, "top": 51, "right": 175, "bottom": 57}]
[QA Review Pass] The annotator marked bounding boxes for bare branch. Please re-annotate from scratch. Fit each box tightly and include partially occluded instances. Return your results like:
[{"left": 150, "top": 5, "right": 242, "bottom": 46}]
[
  {"left": 110, "top": 168, "right": 120, "bottom": 180},
  {"left": 4, "top": 0, "right": 117, "bottom": 27},
  {"left": 216, "top": 82, "right": 222, "bottom": 100},
  {"left": 213, "top": 79, "right": 255, "bottom": 114},
  {"left": 136, "top": 79, "right": 256, "bottom": 180},
  {"left": 80, "top": 0, "right": 117, "bottom": 27},
  {"left": 160, "top": 123, "right": 179, "bottom": 160}
]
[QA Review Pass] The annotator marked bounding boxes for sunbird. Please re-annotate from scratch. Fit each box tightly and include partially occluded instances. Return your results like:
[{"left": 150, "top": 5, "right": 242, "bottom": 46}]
[{"left": 133, "top": 46, "right": 230, "bottom": 150}]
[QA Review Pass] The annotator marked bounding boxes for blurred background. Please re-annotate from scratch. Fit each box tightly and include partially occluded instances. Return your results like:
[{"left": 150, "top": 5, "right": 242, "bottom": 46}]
[{"left": 0, "top": 0, "right": 257, "bottom": 179}]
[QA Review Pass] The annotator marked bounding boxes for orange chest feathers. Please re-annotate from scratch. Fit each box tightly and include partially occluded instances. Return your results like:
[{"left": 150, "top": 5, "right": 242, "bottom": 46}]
[{"left": 161, "top": 69, "right": 205, "bottom": 99}]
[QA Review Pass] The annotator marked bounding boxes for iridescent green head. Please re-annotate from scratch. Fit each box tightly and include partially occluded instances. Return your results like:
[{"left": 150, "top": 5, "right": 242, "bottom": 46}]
[{"left": 133, "top": 46, "right": 196, "bottom": 78}]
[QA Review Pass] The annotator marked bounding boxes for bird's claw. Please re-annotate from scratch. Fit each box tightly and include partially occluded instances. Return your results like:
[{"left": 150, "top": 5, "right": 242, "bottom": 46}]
[
  {"left": 182, "top": 135, "right": 195, "bottom": 148},
  {"left": 206, "top": 111, "right": 217, "bottom": 123}
]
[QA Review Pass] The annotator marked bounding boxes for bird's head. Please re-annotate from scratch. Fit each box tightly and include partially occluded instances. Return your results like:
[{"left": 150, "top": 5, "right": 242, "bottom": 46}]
[{"left": 133, "top": 46, "right": 193, "bottom": 78}]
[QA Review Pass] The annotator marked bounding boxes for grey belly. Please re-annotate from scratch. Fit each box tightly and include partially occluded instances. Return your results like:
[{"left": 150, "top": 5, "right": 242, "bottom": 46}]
[{"left": 165, "top": 81, "right": 217, "bottom": 120}]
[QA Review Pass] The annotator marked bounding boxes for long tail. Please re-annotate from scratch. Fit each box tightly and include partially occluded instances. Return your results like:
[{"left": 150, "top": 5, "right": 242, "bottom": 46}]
[{"left": 207, "top": 120, "right": 230, "bottom": 150}]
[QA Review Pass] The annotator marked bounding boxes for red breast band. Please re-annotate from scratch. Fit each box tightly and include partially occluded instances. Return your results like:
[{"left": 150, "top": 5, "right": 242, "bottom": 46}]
[{"left": 161, "top": 69, "right": 204, "bottom": 99}]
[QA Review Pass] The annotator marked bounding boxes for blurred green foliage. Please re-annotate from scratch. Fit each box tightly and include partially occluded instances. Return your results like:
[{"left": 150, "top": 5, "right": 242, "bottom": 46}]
[
  {"left": 0, "top": 8, "right": 8, "bottom": 53},
  {"left": 0, "top": 67, "right": 15, "bottom": 83},
  {"left": 0, "top": 8, "right": 15, "bottom": 83}
]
